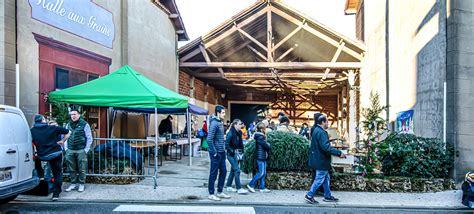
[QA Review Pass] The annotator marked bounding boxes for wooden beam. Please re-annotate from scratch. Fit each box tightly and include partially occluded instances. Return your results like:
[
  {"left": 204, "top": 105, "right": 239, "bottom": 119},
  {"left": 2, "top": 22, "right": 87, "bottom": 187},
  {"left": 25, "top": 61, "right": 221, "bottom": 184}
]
[
  {"left": 180, "top": 48, "right": 201, "bottom": 62},
  {"left": 323, "top": 40, "right": 345, "bottom": 80},
  {"left": 180, "top": 62, "right": 362, "bottom": 69},
  {"left": 225, "top": 72, "right": 336, "bottom": 79},
  {"left": 237, "top": 28, "right": 268, "bottom": 52},
  {"left": 204, "top": 8, "right": 268, "bottom": 48},
  {"left": 270, "top": 6, "right": 363, "bottom": 61},
  {"left": 272, "top": 22, "right": 304, "bottom": 52},
  {"left": 247, "top": 45, "right": 268, "bottom": 61},
  {"left": 200, "top": 45, "right": 225, "bottom": 78},
  {"left": 275, "top": 44, "right": 298, "bottom": 62},
  {"left": 267, "top": 8, "right": 273, "bottom": 62}
]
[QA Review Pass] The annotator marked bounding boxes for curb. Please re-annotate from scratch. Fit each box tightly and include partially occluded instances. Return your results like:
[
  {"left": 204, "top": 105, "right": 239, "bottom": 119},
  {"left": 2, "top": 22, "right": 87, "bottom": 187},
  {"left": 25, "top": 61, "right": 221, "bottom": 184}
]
[{"left": 14, "top": 198, "right": 469, "bottom": 210}]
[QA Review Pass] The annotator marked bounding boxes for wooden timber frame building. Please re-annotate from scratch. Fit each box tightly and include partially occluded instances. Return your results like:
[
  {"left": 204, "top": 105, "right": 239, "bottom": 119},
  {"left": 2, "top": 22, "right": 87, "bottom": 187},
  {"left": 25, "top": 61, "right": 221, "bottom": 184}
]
[{"left": 178, "top": 0, "right": 365, "bottom": 146}]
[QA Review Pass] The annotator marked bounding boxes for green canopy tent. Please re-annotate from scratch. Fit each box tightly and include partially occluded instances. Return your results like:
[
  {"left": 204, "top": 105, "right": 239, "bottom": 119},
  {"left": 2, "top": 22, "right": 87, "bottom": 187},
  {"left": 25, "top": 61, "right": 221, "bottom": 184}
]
[
  {"left": 48, "top": 65, "right": 188, "bottom": 109},
  {"left": 48, "top": 65, "right": 191, "bottom": 188}
]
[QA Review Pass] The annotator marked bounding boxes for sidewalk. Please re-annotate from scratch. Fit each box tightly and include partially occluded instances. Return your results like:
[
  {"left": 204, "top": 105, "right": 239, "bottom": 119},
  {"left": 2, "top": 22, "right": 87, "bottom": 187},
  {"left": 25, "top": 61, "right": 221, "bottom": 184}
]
[{"left": 17, "top": 156, "right": 467, "bottom": 209}]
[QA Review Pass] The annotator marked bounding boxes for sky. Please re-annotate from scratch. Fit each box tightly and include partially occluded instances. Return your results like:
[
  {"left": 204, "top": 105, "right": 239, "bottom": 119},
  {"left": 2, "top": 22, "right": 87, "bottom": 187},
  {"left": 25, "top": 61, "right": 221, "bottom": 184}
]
[{"left": 175, "top": 0, "right": 356, "bottom": 47}]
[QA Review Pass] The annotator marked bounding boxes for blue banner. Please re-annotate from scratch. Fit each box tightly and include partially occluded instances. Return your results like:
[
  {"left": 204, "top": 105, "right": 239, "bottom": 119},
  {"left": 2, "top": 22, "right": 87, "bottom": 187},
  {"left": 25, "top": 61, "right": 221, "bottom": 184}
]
[
  {"left": 29, "top": 0, "right": 115, "bottom": 48},
  {"left": 397, "top": 110, "right": 414, "bottom": 134}
]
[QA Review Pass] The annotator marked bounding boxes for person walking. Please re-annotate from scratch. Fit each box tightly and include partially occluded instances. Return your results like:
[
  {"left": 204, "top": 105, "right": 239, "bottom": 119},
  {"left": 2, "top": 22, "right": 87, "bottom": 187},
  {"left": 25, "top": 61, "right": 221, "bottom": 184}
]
[
  {"left": 305, "top": 113, "right": 346, "bottom": 204},
  {"left": 207, "top": 105, "right": 231, "bottom": 201},
  {"left": 159, "top": 115, "right": 173, "bottom": 156},
  {"left": 30, "top": 115, "right": 70, "bottom": 201},
  {"left": 64, "top": 109, "right": 93, "bottom": 193},
  {"left": 247, "top": 122, "right": 271, "bottom": 193},
  {"left": 299, "top": 123, "right": 310, "bottom": 139},
  {"left": 225, "top": 119, "right": 249, "bottom": 195}
]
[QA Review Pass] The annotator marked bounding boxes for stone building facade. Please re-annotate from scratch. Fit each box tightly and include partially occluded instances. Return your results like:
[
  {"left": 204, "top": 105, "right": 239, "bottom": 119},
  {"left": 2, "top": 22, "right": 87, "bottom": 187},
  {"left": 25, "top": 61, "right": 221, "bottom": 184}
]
[
  {"left": 346, "top": 0, "right": 474, "bottom": 181},
  {"left": 0, "top": 0, "right": 188, "bottom": 137}
]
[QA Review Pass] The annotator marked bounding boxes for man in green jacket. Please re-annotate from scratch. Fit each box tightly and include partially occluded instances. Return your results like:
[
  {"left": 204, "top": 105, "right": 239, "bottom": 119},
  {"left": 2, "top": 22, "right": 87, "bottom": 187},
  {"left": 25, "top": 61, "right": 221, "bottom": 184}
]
[{"left": 64, "top": 109, "right": 93, "bottom": 193}]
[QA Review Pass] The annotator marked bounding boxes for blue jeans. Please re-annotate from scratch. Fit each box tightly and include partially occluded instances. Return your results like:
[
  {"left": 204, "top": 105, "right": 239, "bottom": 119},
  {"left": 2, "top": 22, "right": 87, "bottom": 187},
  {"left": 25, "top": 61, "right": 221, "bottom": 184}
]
[
  {"left": 307, "top": 170, "right": 332, "bottom": 198},
  {"left": 249, "top": 160, "right": 266, "bottom": 189},
  {"left": 208, "top": 152, "right": 227, "bottom": 194},
  {"left": 226, "top": 154, "right": 242, "bottom": 189}
]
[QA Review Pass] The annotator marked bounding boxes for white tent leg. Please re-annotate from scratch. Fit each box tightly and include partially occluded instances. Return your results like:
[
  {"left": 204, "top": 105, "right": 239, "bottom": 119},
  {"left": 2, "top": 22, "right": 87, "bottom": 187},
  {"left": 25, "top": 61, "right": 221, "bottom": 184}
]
[
  {"left": 154, "top": 108, "right": 158, "bottom": 189},
  {"left": 187, "top": 109, "right": 192, "bottom": 166}
]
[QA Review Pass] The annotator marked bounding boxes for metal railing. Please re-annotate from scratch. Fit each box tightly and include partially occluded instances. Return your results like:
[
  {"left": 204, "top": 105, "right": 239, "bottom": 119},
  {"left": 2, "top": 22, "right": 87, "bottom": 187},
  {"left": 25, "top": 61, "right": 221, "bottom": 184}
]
[{"left": 65, "top": 138, "right": 159, "bottom": 189}]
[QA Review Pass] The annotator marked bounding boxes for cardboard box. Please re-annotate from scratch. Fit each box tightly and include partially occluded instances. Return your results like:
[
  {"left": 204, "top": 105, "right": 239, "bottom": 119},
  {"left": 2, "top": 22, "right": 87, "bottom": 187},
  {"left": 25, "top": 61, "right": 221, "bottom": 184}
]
[{"left": 331, "top": 150, "right": 355, "bottom": 165}]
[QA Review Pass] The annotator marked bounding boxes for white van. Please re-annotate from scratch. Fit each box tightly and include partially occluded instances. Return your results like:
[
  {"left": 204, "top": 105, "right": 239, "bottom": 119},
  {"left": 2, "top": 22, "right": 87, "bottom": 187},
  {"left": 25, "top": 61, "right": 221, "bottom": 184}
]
[{"left": 0, "top": 105, "right": 39, "bottom": 203}]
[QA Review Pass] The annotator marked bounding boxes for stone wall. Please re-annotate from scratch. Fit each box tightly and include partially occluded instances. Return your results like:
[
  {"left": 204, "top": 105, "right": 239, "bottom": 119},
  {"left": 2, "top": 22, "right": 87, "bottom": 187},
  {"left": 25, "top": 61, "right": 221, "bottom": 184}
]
[
  {"left": 266, "top": 172, "right": 455, "bottom": 192},
  {"left": 360, "top": 0, "right": 447, "bottom": 139},
  {"left": 446, "top": 0, "right": 474, "bottom": 182},
  {"left": 0, "top": 0, "right": 16, "bottom": 106}
]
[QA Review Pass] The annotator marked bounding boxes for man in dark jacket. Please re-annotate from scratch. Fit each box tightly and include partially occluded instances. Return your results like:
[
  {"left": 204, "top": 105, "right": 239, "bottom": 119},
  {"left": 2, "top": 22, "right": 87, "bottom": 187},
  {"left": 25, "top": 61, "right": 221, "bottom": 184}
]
[
  {"left": 159, "top": 115, "right": 173, "bottom": 156},
  {"left": 207, "top": 105, "right": 231, "bottom": 201},
  {"left": 305, "top": 113, "right": 346, "bottom": 204},
  {"left": 30, "top": 114, "right": 70, "bottom": 201}
]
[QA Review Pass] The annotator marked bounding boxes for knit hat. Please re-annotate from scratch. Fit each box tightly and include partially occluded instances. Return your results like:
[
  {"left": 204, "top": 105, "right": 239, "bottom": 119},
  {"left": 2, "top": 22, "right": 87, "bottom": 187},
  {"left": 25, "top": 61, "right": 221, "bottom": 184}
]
[
  {"left": 34, "top": 114, "right": 45, "bottom": 123},
  {"left": 466, "top": 171, "right": 474, "bottom": 183}
]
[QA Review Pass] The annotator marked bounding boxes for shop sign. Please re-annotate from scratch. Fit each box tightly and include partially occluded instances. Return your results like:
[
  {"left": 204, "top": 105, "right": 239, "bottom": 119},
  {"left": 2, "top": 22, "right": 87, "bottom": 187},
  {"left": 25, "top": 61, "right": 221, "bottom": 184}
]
[{"left": 29, "top": 0, "right": 115, "bottom": 48}]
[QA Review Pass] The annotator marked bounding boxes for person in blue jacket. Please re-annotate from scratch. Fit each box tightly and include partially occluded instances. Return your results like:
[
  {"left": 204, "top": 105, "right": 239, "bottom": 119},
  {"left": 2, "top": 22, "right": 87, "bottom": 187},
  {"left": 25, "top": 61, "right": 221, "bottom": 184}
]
[
  {"left": 305, "top": 113, "right": 346, "bottom": 204},
  {"left": 247, "top": 122, "right": 271, "bottom": 193},
  {"left": 207, "top": 105, "right": 231, "bottom": 201}
]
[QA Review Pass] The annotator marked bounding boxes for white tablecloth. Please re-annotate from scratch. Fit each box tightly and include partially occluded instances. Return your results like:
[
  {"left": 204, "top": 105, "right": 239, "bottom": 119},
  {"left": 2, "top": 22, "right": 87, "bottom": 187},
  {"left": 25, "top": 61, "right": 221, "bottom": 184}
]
[{"left": 174, "top": 138, "right": 201, "bottom": 156}]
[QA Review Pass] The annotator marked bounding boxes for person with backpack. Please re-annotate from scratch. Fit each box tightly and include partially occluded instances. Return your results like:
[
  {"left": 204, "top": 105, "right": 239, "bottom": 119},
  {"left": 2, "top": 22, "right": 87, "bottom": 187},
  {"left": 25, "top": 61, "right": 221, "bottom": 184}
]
[
  {"left": 225, "top": 119, "right": 249, "bottom": 195},
  {"left": 247, "top": 122, "right": 271, "bottom": 193}
]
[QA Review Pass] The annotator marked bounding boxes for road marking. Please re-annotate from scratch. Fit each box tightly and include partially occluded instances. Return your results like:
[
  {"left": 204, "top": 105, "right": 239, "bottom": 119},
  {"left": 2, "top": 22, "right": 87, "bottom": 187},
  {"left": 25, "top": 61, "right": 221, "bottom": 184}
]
[{"left": 113, "top": 205, "right": 256, "bottom": 213}]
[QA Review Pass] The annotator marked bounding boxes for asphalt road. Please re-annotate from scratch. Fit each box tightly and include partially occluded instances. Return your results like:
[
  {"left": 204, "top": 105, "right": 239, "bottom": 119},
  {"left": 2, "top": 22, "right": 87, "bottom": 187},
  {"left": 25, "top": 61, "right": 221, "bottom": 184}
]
[{"left": 1, "top": 201, "right": 473, "bottom": 214}]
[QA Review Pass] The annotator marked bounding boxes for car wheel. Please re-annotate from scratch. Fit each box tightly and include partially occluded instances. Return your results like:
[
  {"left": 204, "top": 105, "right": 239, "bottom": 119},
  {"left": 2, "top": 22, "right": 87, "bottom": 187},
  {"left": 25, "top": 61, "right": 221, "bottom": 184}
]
[{"left": 0, "top": 194, "right": 18, "bottom": 204}]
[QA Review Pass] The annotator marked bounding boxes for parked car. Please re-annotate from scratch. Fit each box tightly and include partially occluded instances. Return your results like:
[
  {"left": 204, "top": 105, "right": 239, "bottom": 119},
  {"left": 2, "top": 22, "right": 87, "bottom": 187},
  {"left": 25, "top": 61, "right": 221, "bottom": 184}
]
[{"left": 0, "top": 105, "right": 39, "bottom": 203}]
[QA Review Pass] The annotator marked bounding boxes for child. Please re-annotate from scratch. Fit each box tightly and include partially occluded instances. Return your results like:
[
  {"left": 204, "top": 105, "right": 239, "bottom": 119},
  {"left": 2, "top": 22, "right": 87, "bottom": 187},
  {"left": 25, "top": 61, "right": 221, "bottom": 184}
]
[{"left": 247, "top": 122, "right": 271, "bottom": 193}]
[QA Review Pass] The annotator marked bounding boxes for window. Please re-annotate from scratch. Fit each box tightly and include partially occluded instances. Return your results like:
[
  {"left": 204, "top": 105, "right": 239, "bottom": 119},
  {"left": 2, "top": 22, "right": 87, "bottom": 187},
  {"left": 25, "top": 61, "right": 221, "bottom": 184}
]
[
  {"left": 88, "top": 74, "right": 98, "bottom": 81},
  {"left": 55, "top": 68, "right": 69, "bottom": 89},
  {"left": 55, "top": 66, "right": 97, "bottom": 90}
]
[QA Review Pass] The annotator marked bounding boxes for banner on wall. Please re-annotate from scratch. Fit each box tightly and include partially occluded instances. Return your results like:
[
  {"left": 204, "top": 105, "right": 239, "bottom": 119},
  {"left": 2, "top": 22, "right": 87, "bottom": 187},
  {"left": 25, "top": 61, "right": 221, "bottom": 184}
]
[
  {"left": 29, "top": 0, "right": 115, "bottom": 48},
  {"left": 396, "top": 110, "right": 414, "bottom": 134}
]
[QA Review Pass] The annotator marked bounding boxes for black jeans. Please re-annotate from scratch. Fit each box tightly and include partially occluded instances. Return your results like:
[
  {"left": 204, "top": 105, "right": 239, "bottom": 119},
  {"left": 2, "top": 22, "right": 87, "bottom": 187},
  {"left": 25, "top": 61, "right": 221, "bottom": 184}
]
[
  {"left": 208, "top": 152, "right": 227, "bottom": 195},
  {"left": 35, "top": 154, "right": 63, "bottom": 195}
]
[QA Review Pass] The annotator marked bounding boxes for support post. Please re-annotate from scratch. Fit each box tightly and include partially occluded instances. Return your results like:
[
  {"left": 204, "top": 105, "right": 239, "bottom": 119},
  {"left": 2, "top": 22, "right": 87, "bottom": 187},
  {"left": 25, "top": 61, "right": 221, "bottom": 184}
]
[
  {"left": 15, "top": 64, "right": 19, "bottom": 108},
  {"left": 443, "top": 81, "right": 447, "bottom": 145},
  {"left": 348, "top": 70, "right": 357, "bottom": 148},
  {"left": 154, "top": 108, "right": 158, "bottom": 189},
  {"left": 187, "top": 109, "right": 192, "bottom": 166}
]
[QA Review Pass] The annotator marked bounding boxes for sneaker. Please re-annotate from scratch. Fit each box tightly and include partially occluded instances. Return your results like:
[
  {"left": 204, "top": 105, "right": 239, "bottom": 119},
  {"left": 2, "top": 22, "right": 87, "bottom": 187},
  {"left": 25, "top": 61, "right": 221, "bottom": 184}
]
[
  {"left": 304, "top": 195, "right": 319, "bottom": 204},
  {"left": 237, "top": 188, "right": 249, "bottom": 194},
  {"left": 52, "top": 193, "right": 59, "bottom": 201},
  {"left": 208, "top": 194, "right": 221, "bottom": 201},
  {"left": 259, "top": 188, "right": 271, "bottom": 193},
  {"left": 226, "top": 187, "right": 237, "bottom": 192},
  {"left": 246, "top": 185, "right": 256, "bottom": 193},
  {"left": 78, "top": 184, "right": 85, "bottom": 192},
  {"left": 65, "top": 184, "right": 77, "bottom": 192},
  {"left": 216, "top": 192, "right": 231, "bottom": 199},
  {"left": 323, "top": 196, "right": 339, "bottom": 202}
]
